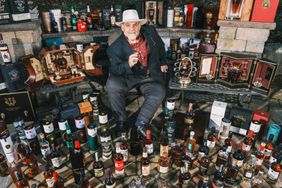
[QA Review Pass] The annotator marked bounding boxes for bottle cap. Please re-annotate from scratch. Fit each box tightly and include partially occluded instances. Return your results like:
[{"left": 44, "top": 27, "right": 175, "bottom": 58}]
[
  {"left": 146, "top": 130, "right": 151, "bottom": 138},
  {"left": 74, "top": 140, "right": 80, "bottom": 149}
]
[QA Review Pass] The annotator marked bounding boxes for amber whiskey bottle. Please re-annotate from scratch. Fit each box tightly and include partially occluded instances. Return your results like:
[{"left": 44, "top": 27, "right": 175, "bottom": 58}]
[
  {"left": 144, "top": 129, "right": 154, "bottom": 155},
  {"left": 141, "top": 147, "right": 150, "bottom": 178},
  {"left": 232, "top": 144, "right": 244, "bottom": 168},
  {"left": 93, "top": 152, "right": 104, "bottom": 178}
]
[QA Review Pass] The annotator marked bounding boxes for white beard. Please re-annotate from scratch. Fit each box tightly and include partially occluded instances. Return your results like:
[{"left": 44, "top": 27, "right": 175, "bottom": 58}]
[{"left": 125, "top": 31, "right": 140, "bottom": 41}]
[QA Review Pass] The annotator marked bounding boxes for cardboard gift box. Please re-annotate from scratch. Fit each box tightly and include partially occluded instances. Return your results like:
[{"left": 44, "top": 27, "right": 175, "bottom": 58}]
[
  {"left": 198, "top": 53, "right": 219, "bottom": 83},
  {"left": 21, "top": 45, "right": 102, "bottom": 89},
  {"left": 218, "top": 0, "right": 254, "bottom": 21},
  {"left": 251, "top": 0, "right": 279, "bottom": 23},
  {"left": 251, "top": 59, "right": 278, "bottom": 96},
  {"left": 229, "top": 106, "right": 252, "bottom": 136},
  {"left": 217, "top": 53, "right": 255, "bottom": 88},
  {"left": 252, "top": 110, "right": 270, "bottom": 139}
]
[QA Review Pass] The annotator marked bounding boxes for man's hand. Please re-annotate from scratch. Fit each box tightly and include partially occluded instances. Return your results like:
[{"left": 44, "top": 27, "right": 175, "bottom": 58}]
[
  {"left": 160, "top": 65, "right": 168, "bottom": 73},
  {"left": 128, "top": 52, "right": 139, "bottom": 67}
]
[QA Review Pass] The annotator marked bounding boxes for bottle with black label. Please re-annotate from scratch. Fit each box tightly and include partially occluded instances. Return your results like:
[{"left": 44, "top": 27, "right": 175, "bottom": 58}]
[{"left": 9, "top": 0, "right": 31, "bottom": 22}]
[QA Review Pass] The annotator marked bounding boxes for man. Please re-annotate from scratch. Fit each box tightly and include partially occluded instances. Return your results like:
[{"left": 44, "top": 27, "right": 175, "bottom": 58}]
[{"left": 106, "top": 9, "right": 168, "bottom": 138}]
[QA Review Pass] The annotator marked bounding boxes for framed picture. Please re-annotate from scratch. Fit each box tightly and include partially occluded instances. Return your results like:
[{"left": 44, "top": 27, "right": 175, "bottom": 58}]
[
  {"left": 251, "top": 59, "right": 278, "bottom": 96},
  {"left": 217, "top": 53, "right": 255, "bottom": 88},
  {"left": 198, "top": 53, "right": 218, "bottom": 83},
  {"left": 0, "top": 91, "right": 35, "bottom": 124}
]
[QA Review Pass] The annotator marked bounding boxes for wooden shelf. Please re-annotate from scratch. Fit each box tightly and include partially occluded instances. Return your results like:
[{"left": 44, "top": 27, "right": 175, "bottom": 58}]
[
  {"left": 217, "top": 20, "right": 276, "bottom": 30},
  {"left": 41, "top": 27, "right": 216, "bottom": 43},
  {"left": 0, "top": 20, "right": 41, "bottom": 32}
]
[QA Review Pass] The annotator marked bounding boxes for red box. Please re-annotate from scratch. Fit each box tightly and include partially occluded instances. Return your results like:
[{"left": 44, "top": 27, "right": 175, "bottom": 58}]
[
  {"left": 251, "top": 0, "right": 279, "bottom": 23},
  {"left": 252, "top": 110, "right": 270, "bottom": 139}
]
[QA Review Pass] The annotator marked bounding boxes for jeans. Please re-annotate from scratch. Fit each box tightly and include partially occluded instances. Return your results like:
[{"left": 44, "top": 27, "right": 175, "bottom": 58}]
[{"left": 105, "top": 74, "right": 165, "bottom": 126}]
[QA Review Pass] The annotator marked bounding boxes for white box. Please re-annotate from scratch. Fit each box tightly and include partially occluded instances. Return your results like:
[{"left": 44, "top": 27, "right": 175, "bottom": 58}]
[{"left": 209, "top": 101, "right": 227, "bottom": 132}]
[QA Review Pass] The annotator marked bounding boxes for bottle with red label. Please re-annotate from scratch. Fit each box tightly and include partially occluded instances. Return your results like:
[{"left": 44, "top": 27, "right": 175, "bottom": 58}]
[
  {"left": 264, "top": 134, "right": 274, "bottom": 160},
  {"left": 53, "top": 171, "right": 65, "bottom": 188},
  {"left": 224, "top": 132, "right": 234, "bottom": 154},
  {"left": 242, "top": 130, "right": 254, "bottom": 156},
  {"left": 232, "top": 143, "right": 244, "bottom": 168},
  {"left": 254, "top": 142, "right": 266, "bottom": 174},
  {"left": 144, "top": 129, "right": 154, "bottom": 155},
  {"left": 114, "top": 153, "right": 124, "bottom": 177},
  {"left": 207, "top": 127, "right": 216, "bottom": 150},
  {"left": 77, "top": 19, "right": 88, "bottom": 32}
]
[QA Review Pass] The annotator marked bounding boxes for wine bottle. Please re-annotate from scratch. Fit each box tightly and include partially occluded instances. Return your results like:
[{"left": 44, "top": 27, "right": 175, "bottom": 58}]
[
  {"left": 144, "top": 129, "right": 154, "bottom": 155},
  {"left": 93, "top": 152, "right": 104, "bottom": 178},
  {"left": 87, "top": 123, "right": 98, "bottom": 151},
  {"left": 104, "top": 168, "right": 116, "bottom": 188},
  {"left": 100, "top": 127, "right": 112, "bottom": 160},
  {"left": 141, "top": 147, "right": 150, "bottom": 177}
]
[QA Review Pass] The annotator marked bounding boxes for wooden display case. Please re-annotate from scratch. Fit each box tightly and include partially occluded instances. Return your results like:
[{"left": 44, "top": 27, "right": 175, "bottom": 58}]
[
  {"left": 217, "top": 53, "right": 255, "bottom": 88},
  {"left": 198, "top": 53, "right": 218, "bottom": 83},
  {"left": 251, "top": 59, "right": 278, "bottom": 96}
]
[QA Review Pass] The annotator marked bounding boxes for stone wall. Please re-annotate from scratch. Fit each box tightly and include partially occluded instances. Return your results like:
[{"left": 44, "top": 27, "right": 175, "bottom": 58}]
[
  {"left": 216, "top": 20, "right": 276, "bottom": 56},
  {"left": 0, "top": 21, "right": 42, "bottom": 62}
]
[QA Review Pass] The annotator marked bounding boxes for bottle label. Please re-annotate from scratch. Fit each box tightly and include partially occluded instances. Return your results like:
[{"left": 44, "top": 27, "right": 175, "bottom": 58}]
[
  {"left": 160, "top": 145, "right": 168, "bottom": 157},
  {"left": 87, "top": 127, "right": 97, "bottom": 137},
  {"left": 43, "top": 123, "right": 54, "bottom": 134},
  {"left": 226, "top": 145, "right": 232, "bottom": 153},
  {"left": 5, "top": 152, "right": 15, "bottom": 163},
  {"left": 75, "top": 118, "right": 85, "bottom": 129},
  {"left": 232, "top": 158, "right": 243, "bottom": 167},
  {"left": 41, "top": 145, "right": 51, "bottom": 157},
  {"left": 58, "top": 121, "right": 67, "bottom": 131},
  {"left": 46, "top": 177, "right": 54, "bottom": 187},
  {"left": 167, "top": 10, "right": 174, "bottom": 27},
  {"left": 24, "top": 127, "right": 37, "bottom": 139},
  {"left": 114, "top": 159, "right": 124, "bottom": 176},
  {"left": 198, "top": 151, "right": 205, "bottom": 159},
  {"left": 244, "top": 171, "right": 253, "bottom": 178},
  {"left": 99, "top": 114, "right": 108, "bottom": 124},
  {"left": 0, "top": 136, "right": 13, "bottom": 154},
  {"left": 145, "top": 143, "right": 153, "bottom": 155},
  {"left": 166, "top": 100, "right": 175, "bottom": 110},
  {"left": 51, "top": 156, "right": 62, "bottom": 168},
  {"left": 268, "top": 168, "right": 279, "bottom": 180},
  {"left": 0, "top": 47, "right": 11, "bottom": 63},
  {"left": 159, "top": 165, "right": 168, "bottom": 173},
  {"left": 242, "top": 143, "right": 251, "bottom": 152},
  {"left": 102, "top": 141, "right": 112, "bottom": 160},
  {"left": 269, "top": 156, "right": 277, "bottom": 164},
  {"left": 0, "top": 82, "right": 6, "bottom": 90},
  {"left": 120, "top": 149, "right": 128, "bottom": 162},
  {"left": 249, "top": 122, "right": 261, "bottom": 133},
  {"left": 264, "top": 149, "right": 272, "bottom": 157},
  {"left": 106, "top": 182, "right": 116, "bottom": 188},
  {"left": 142, "top": 165, "right": 150, "bottom": 176},
  {"left": 94, "top": 167, "right": 104, "bottom": 177},
  {"left": 255, "top": 158, "right": 263, "bottom": 166},
  {"left": 207, "top": 140, "right": 215, "bottom": 149},
  {"left": 100, "top": 135, "right": 111, "bottom": 143}
]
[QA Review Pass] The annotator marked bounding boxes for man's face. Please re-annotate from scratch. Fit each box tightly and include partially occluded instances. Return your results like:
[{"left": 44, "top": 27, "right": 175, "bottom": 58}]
[{"left": 121, "top": 22, "right": 141, "bottom": 41}]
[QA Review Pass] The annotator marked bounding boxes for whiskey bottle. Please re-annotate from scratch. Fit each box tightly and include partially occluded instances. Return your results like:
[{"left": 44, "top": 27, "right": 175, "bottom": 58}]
[
  {"left": 179, "top": 162, "right": 191, "bottom": 187},
  {"left": 102, "top": 2, "right": 111, "bottom": 30},
  {"left": 14, "top": 137, "right": 29, "bottom": 165},
  {"left": 129, "top": 127, "right": 142, "bottom": 156},
  {"left": 50, "top": 144, "right": 62, "bottom": 169},
  {"left": 158, "top": 155, "right": 169, "bottom": 174},
  {"left": 70, "top": 140, "right": 84, "bottom": 184},
  {"left": 57, "top": 118, "right": 67, "bottom": 136},
  {"left": 0, "top": 130, "right": 15, "bottom": 163},
  {"left": 119, "top": 132, "right": 129, "bottom": 162},
  {"left": 43, "top": 165, "right": 54, "bottom": 188},
  {"left": 38, "top": 133, "right": 51, "bottom": 160},
  {"left": 224, "top": 132, "right": 234, "bottom": 153},
  {"left": 160, "top": 124, "right": 169, "bottom": 157},
  {"left": 207, "top": 127, "right": 216, "bottom": 150},
  {"left": 212, "top": 164, "right": 225, "bottom": 188},
  {"left": 199, "top": 152, "right": 210, "bottom": 176},
  {"left": 215, "top": 146, "right": 228, "bottom": 170},
  {"left": 198, "top": 140, "right": 209, "bottom": 160},
  {"left": 86, "top": 5, "right": 93, "bottom": 30},
  {"left": 198, "top": 175, "right": 210, "bottom": 188},
  {"left": 0, "top": 34, "right": 12, "bottom": 64},
  {"left": 42, "top": 120, "right": 57, "bottom": 147},
  {"left": 243, "top": 159, "right": 255, "bottom": 180},
  {"left": 87, "top": 123, "right": 98, "bottom": 151},
  {"left": 186, "top": 130, "right": 196, "bottom": 154},
  {"left": 167, "top": 116, "right": 176, "bottom": 145},
  {"left": 110, "top": 5, "right": 116, "bottom": 27},
  {"left": 13, "top": 117, "right": 27, "bottom": 144},
  {"left": 254, "top": 142, "right": 266, "bottom": 174},
  {"left": 25, "top": 151, "right": 39, "bottom": 178},
  {"left": 269, "top": 146, "right": 281, "bottom": 166},
  {"left": 232, "top": 144, "right": 244, "bottom": 168},
  {"left": 78, "top": 171, "right": 89, "bottom": 188},
  {"left": 100, "top": 127, "right": 112, "bottom": 160},
  {"left": 144, "top": 129, "right": 154, "bottom": 155},
  {"left": 10, "top": 162, "right": 30, "bottom": 188},
  {"left": 242, "top": 130, "right": 254, "bottom": 156},
  {"left": 93, "top": 152, "right": 104, "bottom": 178},
  {"left": 64, "top": 123, "right": 74, "bottom": 151},
  {"left": 23, "top": 123, "right": 40, "bottom": 155},
  {"left": 53, "top": 171, "right": 64, "bottom": 188},
  {"left": 99, "top": 111, "right": 109, "bottom": 127},
  {"left": 0, "top": 153, "right": 9, "bottom": 177},
  {"left": 267, "top": 159, "right": 281, "bottom": 184},
  {"left": 249, "top": 120, "right": 262, "bottom": 145},
  {"left": 218, "top": 118, "right": 231, "bottom": 144},
  {"left": 264, "top": 134, "right": 274, "bottom": 160},
  {"left": 141, "top": 147, "right": 150, "bottom": 177},
  {"left": 105, "top": 168, "right": 116, "bottom": 188},
  {"left": 75, "top": 116, "right": 87, "bottom": 144},
  {"left": 114, "top": 153, "right": 124, "bottom": 177},
  {"left": 70, "top": 6, "right": 77, "bottom": 31},
  {"left": 166, "top": 0, "right": 174, "bottom": 28},
  {"left": 184, "top": 102, "right": 195, "bottom": 125},
  {"left": 225, "top": 155, "right": 239, "bottom": 186}
]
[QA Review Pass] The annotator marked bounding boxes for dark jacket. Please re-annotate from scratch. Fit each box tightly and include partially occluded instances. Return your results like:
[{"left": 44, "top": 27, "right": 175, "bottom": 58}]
[{"left": 107, "top": 25, "right": 167, "bottom": 87}]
